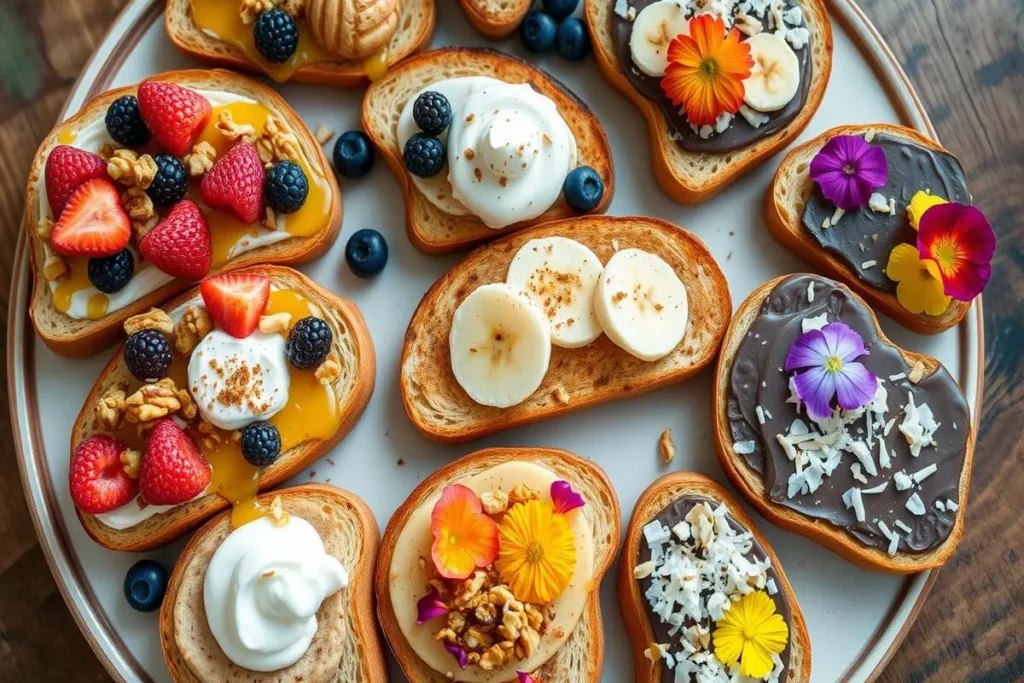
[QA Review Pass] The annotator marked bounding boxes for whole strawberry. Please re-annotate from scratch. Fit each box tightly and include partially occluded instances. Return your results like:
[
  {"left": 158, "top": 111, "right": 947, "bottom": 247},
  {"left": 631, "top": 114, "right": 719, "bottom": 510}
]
[
  {"left": 139, "top": 200, "right": 213, "bottom": 280},
  {"left": 140, "top": 419, "right": 211, "bottom": 505},
  {"left": 69, "top": 435, "right": 139, "bottom": 514},
  {"left": 137, "top": 80, "right": 212, "bottom": 157},
  {"left": 200, "top": 142, "right": 265, "bottom": 224},
  {"left": 45, "top": 145, "right": 108, "bottom": 217}
]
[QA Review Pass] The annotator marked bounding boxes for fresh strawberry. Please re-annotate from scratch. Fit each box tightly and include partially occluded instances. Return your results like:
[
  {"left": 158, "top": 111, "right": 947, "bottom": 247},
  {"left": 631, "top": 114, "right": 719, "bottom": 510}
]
[
  {"left": 69, "top": 435, "right": 139, "bottom": 514},
  {"left": 200, "top": 142, "right": 265, "bottom": 224},
  {"left": 50, "top": 178, "right": 131, "bottom": 257},
  {"left": 200, "top": 272, "right": 271, "bottom": 338},
  {"left": 140, "top": 419, "right": 211, "bottom": 506},
  {"left": 136, "top": 79, "right": 212, "bottom": 157},
  {"left": 45, "top": 145, "right": 108, "bottom": 217},
  {"left": 138, "top": 200, "right": 212, "bottom": 280}
]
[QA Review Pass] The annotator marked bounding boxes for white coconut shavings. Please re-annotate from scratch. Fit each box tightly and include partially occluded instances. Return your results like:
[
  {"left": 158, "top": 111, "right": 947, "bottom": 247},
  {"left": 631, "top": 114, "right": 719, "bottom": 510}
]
[
  {"left": 868, "top": 193, "right": 891, "bottom": 213},
  {"left": 782, "top": 5, "right": 803, "bottom": 25},
  {"left": 851, "top": 463, "right": 868, "bottom": 484},
  {"left": 905, "top": 493, "right": 926, "bottom": 516},
  {"left": 883, "top": 418, "right": 897, "bottom": 436},
  {"left": 848, "top": 440, "right": 878, "bottom": 477},
  {"left": 733, "top": 440, "right": 757, "bottom": 455},
  {"left": 756, "top": 406, "right": 766, "bottom": 424},
  {"left": 877, "top": 520, "right": 901, "bottom": 556},
  {"left": 842, "top": 487, "right": 866, "bottom": 522},
  {"left": 786, "top": 26, "right": 810, "bottom": 50},
  {"left": 748, "top": 0, "right": 770, "bottom": 18},
  {"left": 830, "top": 207, "right": 846, "bottom": 227},
  {"left": 863, "top": 481, "right": 889, "bottom": 494},
  {"left": 807, "top": 281, "right": 815, "bottom": 302},
  {"left": 899, "top": 391, "right": 940, "bottom": 457},
  {"left": 801, "top": 312, "right": 829, "bottom": 333},
  {"left": 862, "top": 260, "right": 878, "bottom": 270},
  {"left": 946, "top": 499, "right": 959, "bottom": 511},
  {"left": 739, "top": 104, "right": 770, "bottom": 129},
  {"left": 613, "top": 0, "right": 630, "bottom": 19},
  {"left": 878, "top": 440, "right": 891, "bottom": 470},
  {"left": 766, "top": 578, "right": 778, "bottom": 595},
  {"left": 911, "top": 463, "right": 938, "bottom": 483},
  {"left": 935, "top": 499, "right": 946, "bottom": 512},
  {"left": 894, "top": 519, "right": 913, "bottom": 534},
  {"left": 889, "top": 372, "right": 907, "bottom": 382}
]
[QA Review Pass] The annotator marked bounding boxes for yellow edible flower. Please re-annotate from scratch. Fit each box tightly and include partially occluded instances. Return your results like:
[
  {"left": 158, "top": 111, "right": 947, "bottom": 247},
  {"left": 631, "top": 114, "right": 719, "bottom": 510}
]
[
  {"left": 907, "top": 190, "right": 947, "bottom": 230},
  {"left": 495, "top": 499, "right": 576, "bottom": 604},
  {"left": 713, "top": 591, "right": 789, "bottom": 678},
  {"left": 886, "top": 243, "right": 951, "bottom": 315}
]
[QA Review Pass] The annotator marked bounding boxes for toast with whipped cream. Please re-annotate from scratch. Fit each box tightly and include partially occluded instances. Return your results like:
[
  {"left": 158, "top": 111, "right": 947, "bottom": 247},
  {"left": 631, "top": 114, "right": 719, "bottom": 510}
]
[
  {"left": 401, "top": 215, "right": 730, "bottom": 442},
  {"left": 620, "top": 472, "right": 811, "bottom": 682},
  {"left": 376, "top": 446, "right": 620, "bottom": 682},
  {"left": 69, "top": 265, "right": 375, "bottom": 552},
  {"left": 457, "top": 0, "right": 531, "bottom": 39},
  {"left": 160, "top": 484, "right": 387, "bottom": 682},
  {"left": 26, "top": 70, "right": 342, "bottom": 357},
  {"left": 363, "top": 47, "right": 615, "bottom": 254}
]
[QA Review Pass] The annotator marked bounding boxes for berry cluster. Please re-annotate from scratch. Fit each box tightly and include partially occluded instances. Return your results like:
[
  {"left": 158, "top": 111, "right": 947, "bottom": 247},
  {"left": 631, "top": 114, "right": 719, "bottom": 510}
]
[{"left": 519, "top": 0, "right": 591, "bottom": 62}]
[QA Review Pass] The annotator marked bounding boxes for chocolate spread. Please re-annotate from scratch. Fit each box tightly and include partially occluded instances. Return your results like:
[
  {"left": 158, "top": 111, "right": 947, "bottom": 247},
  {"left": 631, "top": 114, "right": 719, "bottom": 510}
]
[
  {"left": 612, "top": 0, "right": 813, "bottom": 154},
  {"left": 801, "top": 133, "right": 970, "bottom": 292},
  {"left": 727, "top": 275, "right": 970, "bottom": 553}
]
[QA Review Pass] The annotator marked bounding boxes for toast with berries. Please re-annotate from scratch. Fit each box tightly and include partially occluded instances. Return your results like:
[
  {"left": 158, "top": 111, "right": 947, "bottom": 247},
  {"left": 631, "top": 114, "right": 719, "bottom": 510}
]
[{"left": 25, "top": 69, "right": 342, "bottom": 358}]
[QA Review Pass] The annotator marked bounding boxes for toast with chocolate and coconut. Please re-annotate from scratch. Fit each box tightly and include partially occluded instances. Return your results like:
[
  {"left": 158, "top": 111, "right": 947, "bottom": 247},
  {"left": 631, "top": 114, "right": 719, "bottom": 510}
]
[
  {"left": 362, "top": 47, "right": 615, "bottom": 255},
  {"left": 376, "top": 446, "right": 620, "bottom": 682},
  {"left": 713, "top": 274, "right": 974, "bottom": 572},
  {"left": 585, "top": 0, "right": 832, "bottom": 204},
  {"left": 457, "top": 0, "right": 530, "bottom": 39},
  {"left": 620, "top": 472, "right": 811, "bottom": 682}
]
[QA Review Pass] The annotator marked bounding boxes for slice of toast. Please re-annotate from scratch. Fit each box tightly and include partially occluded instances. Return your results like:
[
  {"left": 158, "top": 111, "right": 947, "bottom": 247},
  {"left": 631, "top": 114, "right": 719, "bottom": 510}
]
[
  {"left": 362, "top": 47, "right": 615, "bottom": 255},
  {"left": 585, "top": 0, "right": 833, "bottom": 204},
  {"left": 401, "top": 215, "right": 730, "bottom": 443},
  {"left": 165, "top": 0, "right": 435, "bottom": 86},
  {"left": 160, "top": 484, "right": 388, "bottom": 683},
  {"left": 712, "top": 274, "right": 974, "bottom": 572},
  {"left": 71, "top": 265, "right": 375, "bottom": 552},
  {"left": 376, "top": 446, "right": 621, "bottom": 682},
  {"left": 619, "top": 471, "right": 811, "bottom": 682},
  {"left": 457, "top": 0, "right": 530, "bottom": 39},
  {"left": 766, "top": 124, "right": 972, "bottom": 335},
  {"left": 26, "top": 69, "right": 343, "bottom": 358}
]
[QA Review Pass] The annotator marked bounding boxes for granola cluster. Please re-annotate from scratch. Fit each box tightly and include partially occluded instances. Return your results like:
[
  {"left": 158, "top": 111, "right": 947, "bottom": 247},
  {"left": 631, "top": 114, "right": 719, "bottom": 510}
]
[{"left": 107, "top": 149, "right": 157, "bottom": 189}]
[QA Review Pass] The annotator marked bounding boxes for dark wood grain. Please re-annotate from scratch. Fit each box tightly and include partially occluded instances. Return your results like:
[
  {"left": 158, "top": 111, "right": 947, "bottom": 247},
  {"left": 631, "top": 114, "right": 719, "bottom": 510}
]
[{"left": 0, "top": 0, "right": 1020, "bottom": 681}]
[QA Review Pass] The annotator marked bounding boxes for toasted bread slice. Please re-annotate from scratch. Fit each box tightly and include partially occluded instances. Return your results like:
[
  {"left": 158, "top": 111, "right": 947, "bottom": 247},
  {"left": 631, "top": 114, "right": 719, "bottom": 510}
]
[
  {"left": 160, "top": 484, "right": 388, "bottom": 683},
  {"left": 376, "top": 446, "right": 620, "bottom": 682},
  {"left": 457, "top": 0, "right": 530, "bottom": 39},
  {"left": 619, "top": 472, "right": 811, "bottom": 682},
  {"left": 766, "top": 124, "right": 972, "bottom": 334},
  {"left": 71, "top": 265, "right": 375, "bottom": 552},
  {"left": 401, "top": 215, "right": 730, "bottom": 442},
  {"left": 26, "top": 69, "right": 342, "bottom": 358},
  {"left": 584, "top": 0, "right": 833, "bottom": 204},
  {"left": 165, "top": 0, "right": 435, "bottom": 86},
  {"left": 712, "top": 275, "right": 974, "bottom": 572},
  {"left": 362, "top": 47, "right": 615, "bottom": 255}
]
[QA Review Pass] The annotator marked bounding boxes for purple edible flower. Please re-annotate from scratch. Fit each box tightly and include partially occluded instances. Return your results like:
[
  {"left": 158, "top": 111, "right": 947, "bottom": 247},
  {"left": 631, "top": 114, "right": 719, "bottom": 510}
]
[
  {"left": 415, "top": 586, "right": 448, "bottom": 625},
  {"left": 785, "top": 322, "right": 878, "bottom": 421},
  {"left": 518, "top": 672, "right": 538, "bottom": 683},
  {"left": 809, "top": 135, "right": 888, "bottom": 211},
  {"left": 445, "top": 642, "right": 469, "bottom": 669},
  {"left": 550, "top": 480, "right": 585, "bottom": 514}
]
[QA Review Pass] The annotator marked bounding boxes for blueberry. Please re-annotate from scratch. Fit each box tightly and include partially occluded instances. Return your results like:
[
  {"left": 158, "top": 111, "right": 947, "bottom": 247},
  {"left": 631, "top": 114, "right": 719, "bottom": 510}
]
[
  {"left": 402, "top": 133, "right": 445, "bottom": 178},
  {"left": 412, "top": 91, "right": 453, "bottom": 136},
  {"left": 543, "top": 0, "right": 579, "bottom": 20},
  {"left": 345, "top": 228, "right": 389, "bottom": 279},
  {"left": 520, "top": 11, "right": 557, "bottom": 54},
  {"left": 555, "top": 17, "right": 591, "bottom": 61},
  {"left": 333, "top": 130, "right": 375, "bottom": 179},
  {"left": 124, "top": 329, "right": 173, "bottom": 383},
  {"left": 104, "top": 95, "right": 150, "bottom": 148},
  {"left": 563, "top": 166, "right": 604, "bottom": 212},
  {"left": 265, "top": 161, "right": 309, "bottom": 213},
  {"left": 147, "top": 154, "right": 188, "bottom": 208},
  {"left": 241, "top": 421, "right": 282, "bottom": 467},
  {"left": 88, "top": 249, "right": 135, "bottom": 294},
  {"left": 253, "top": 8, "right": 298, "bottom": 63},
  {"left": 124, "top": 559, "right": 168, "bottom": 612},
  {"left": 286, "top": 317, "right": 333, "bottom": 370}
]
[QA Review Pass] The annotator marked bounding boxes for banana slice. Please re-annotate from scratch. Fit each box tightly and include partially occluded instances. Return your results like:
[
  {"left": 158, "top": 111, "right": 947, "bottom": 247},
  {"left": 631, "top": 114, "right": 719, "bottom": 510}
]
[
  {"left": 593, "top": 249, "right": 688, "bottom": 362},
  {"left": 629, "top": 1, "right": 691, "bottom": 78},
  {"left": 449, "top": 283, "right": 551, "bottom": 408},
  {"left": 743, "top": 32, "right": 801, "bottom": 113},
  {"left": 506, "top": 237, "right": 604, "bottom": 349}
]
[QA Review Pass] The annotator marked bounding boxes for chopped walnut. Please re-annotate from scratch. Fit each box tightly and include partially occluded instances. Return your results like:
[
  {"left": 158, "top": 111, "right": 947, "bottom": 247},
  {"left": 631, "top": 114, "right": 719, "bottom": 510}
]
[
  {"left": 478, "top": 643, "right": 513, "bottom": 671},
  {"left": 133, "top": 214, "right": 159, "bottom": 241},
  {"left": 175, "top": 306, "right": 213, "bottom": 355},
  {"left": 256, "top": 116, "right": 302, "bottom": 167},
  {"left": 259, "top": 312, "right": 292, "bottom": 334},
  {"left": 315, "top": 355, "right": 341, "bottom": 386},
  {"left": 96, "top": 385, "right": 128, "bottom": 431},
  {"left": 42, "top": 244, "right": 68, "bottom": 281},
  {"left": 122, "top": 186, "right": 155, "bottom": 224},
  {"left": 107, "top": 149, "right": 157, "bottom": 189},
  {"left": 178, "top": 388, "right": 198, "bottom": 421},
  {"left": 515, "top": 624, "right": 540, "bottom": 659},
  {"left": 480, "top": 490, "right": 509, "bottom": 515},
  {"left": 261, "top": 206, "right": 278, "bottom": 230},
  {"left": 183, "top": 141, "right": 217, "bottom": 176},
  {"left": 269, "top": 495, "right": 291, "bottom": 526},
  {"left": 908, "top": 361, "right": 926, "bottom": 384},
  {"left": 446, "top": 611, "right": 467, "bottom": 634},
  {"left": 659, "top": 428, "right": 676, "bottom": 464},
  {"left": 125, "top": 378, "right": 183, "bottom": 423},
  {"left": 36, "top": 216, "right": 54, "bottom": 240},
  {"left": 508, "top": 483, "right": 539, "bottom": 505},
  {"left": 239, "top": 0, "right": 275, "bottom": 24},
  {"left": 457, "top": 571, "right": 488, "bottom": 605},
  {"left": 215, "top": 109, "right": 257, "bottom": 142},
  {"left": 121, "top": 448, "right": 142, "bottom": 479},
  {"left": 314, "top": 123, "right": 335, "bottom": 145},
  {"left": 198, "top": 419, "right": 224, "bottom": 450},
  {"left": 98, "top": 142, "right": 116, "bottom": 161},
  {"left": 278, "top": 0, "right": 305, "bottom": 18},
  {"left": 124, "top": 308, "right": 174, "bottom": 336}
]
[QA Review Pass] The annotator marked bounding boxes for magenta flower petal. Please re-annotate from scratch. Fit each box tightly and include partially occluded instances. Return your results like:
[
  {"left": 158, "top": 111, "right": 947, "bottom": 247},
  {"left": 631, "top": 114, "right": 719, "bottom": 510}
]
[
  {"left": 551, "top": 480, "right": 585, "bottom": 514},
  {"left": 820, "top": 322, "right": 869, "bottom": 363},
  {"left": 833, "top": 361, "right": 878, "bottom": 411},
  {"left": 917, "top": 202, "right": 997, "bottom": 300},
  {"left": 415, "top": 586, "right": 448, "bottom": 625},
  {"left": 445, "top": 643, "right": 468, "bottom": 669},
  {"left": 518, "top": 673, "right": 537, "bottom": 683},
  {"left": 785, "top": 328, "right": 829, "bottom": 371},
  {"left": 809, "top": 135, "right": 888, "bottom": 211},
  {"left": 793, "top": 367, "right": 837, "bottom": 420}
]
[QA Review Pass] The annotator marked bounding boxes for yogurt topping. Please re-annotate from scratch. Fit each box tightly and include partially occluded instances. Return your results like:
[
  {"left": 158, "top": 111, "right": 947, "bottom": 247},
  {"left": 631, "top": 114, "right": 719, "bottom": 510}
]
[
  {"left": 204, "top": 514, "right": 349, "bottom": 672},
  {"left": 397, "top": 77, "right": 577, "bottom": 229}
]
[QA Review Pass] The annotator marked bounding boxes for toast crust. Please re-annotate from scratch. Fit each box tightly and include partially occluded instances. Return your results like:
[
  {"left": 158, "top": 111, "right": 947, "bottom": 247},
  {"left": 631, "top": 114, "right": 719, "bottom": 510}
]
[
  {"left": 618, "top": 472, "right": 811, "bottom": 683},
  {"left": 456, "top": 0, "right": 530, "bottom": 39},
  {"left": 159, "top": 484, "right": 388, "bottom": 683},
  {"left": 362, "top": 47, "right": 615, "bottom": 255},
  {"left": 400, "top": 215, "right": 731, "bottom": 443},
  {"left": 584, "top": 0, "right": 833, "bottom": 204},
  {"left": 711, "top": 275, "right": 974, "bottom": 572},
  {"left": 25, "top": 69, "right": 343, "bottom": 358},
  {"left": 765, "top": 123, "right": 972, "bottom": 335},
  {"left": 375, "top": 446, "right": 621, "bottom": 683},
  {"left": 71, "top": 265, "right": 376, "bottom": 552}
]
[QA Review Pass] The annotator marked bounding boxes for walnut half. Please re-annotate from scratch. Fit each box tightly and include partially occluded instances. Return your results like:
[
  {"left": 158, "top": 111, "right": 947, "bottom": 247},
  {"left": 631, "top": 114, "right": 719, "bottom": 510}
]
[{"left": 124, "top": 308, "right": 173, "bottom": 336}]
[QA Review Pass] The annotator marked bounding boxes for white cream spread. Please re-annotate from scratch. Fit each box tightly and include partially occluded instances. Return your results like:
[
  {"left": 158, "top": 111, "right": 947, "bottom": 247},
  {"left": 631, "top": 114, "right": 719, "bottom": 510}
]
[
  {"left": 93, "top": 488, "right": 208, "bottom": 530},
  {"left": 397, "top": 77, "right": 577, "bottom": 229}
]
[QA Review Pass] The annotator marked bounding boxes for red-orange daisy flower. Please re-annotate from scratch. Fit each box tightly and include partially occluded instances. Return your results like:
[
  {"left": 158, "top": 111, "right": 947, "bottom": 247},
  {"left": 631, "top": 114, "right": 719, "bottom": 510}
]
[{"left": 660, "top": 14, "right": 753, "bottom": 127}]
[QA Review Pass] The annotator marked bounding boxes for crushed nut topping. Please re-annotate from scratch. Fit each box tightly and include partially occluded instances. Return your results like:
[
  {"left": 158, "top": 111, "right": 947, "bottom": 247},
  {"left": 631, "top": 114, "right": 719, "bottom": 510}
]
[
  {"left": 278, "top": 0, "right": 305, "bottom": 17},
  {"left": 121, "top": 448, "right": 142, "bottom": 479},
  {"left": 96, "top": 384, "right": 128, "bottom": 431},
  {"left": 262, "top": 206, "right": 278, "bottom": 230},
  {"left": 36, "top": 216, "right": 54, "bottom": 240},
  {"left": 269, "top": 495, "right": 291, "bottom": 526},
  {"left": 122, "top": 186, "right": 155, "bottom": 224},
  {"left": 132, "top": 213, "right": 159, "bottom": 241},
  {"left": 124, "top": 308, "right": 174, "bottom": 336},
  {"left": 480, "top": 490, "right": 509, "bottom": 515},
  {"left": 175, "top": 306, "right": 213, "bottom": 355},
  {"left": 508, "top": 483, "right": 539, "bottom": 506},
  {"left": 314, "top": 124, "right": 335, "bottom": 145},
  {"left": 42, "top": 244, "right": 68, "bottom": 281},
  {"left": 98, "top": 142, "right": 116, "bottom": 161},
  {"left": 908, "top": 361, "right": 926, "bottom": 384},
  {"left": 239, "top": 0, "right": 275, "bottom": 25},
  {"left": 183, "top": 141, "right": 217, "bottom": 176},
  {"left": 197, "top": 418, "right": 224, "bottom": 450},
  {"left": 107, "top": 149, "right": 157, "bottom": 189},
  {"left": 215, "top": 109, "right": 257, "bottom": 142},
  {"left": 256, "top": 116, "right": 302, "bottom": 167},
  {"left": 660, "top": 428, "right": 676, "bottom": 464},
  {"left": 125, "top": 378, "right": 185, "bottom": 423},
  {"left": 259, "top": 312, "right": 292, "bottom": 334},
  {"left": 644, "top": 642, "right": 670, "bottom": 661},
  {"left": 315, "top": 355, "right": 341, "bottom": 385}
]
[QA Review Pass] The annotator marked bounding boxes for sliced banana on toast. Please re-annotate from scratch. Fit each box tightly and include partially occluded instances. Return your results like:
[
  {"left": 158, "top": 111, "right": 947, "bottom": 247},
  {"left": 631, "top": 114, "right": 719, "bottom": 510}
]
[
  {"left": 629, "top": 0, "right": 691, "bottom": 77},
  {"left": 743, "top": 33, "right": 802, "bottom": 112}
]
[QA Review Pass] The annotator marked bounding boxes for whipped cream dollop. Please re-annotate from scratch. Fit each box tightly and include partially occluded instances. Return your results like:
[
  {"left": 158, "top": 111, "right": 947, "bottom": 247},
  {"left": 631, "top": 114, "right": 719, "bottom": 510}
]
[
  {"left": 204, "top": 514, "right": 349, "bottom": 672},
  {"left": 397, "top": 77, "right": 577, "bottom": 229},
  {"left": 188, "top": 328, "right": 290, "bottom": 430}
]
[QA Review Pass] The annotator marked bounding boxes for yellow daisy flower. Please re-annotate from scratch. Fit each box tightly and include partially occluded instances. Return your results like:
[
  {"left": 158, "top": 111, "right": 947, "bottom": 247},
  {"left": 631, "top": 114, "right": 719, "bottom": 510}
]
[
  {"left": 886, "top": 243, "right": 952, "bottom": 316},
  {"left": 495, "top": 500, "right": 576, "bottom": 604},
  {"left": 906, "top": 190, "right": 947, "bottom": 230},
  {"left": 713, "top": 591, "right": 789, "bottom": 678}
]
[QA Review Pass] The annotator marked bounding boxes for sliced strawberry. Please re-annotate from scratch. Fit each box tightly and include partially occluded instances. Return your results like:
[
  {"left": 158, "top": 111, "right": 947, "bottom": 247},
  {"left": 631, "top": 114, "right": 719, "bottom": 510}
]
[
  {"left": 200, "top": 142, "right": 264, "bottom": 224},
  {"left": 140, "top": 419, "right": 211, "bottom": 506},
  {"left": 50, "top": 178, "right": 131, "bottom": 257},
  {"left": 69, "top": 435, "right": 139, "bottom": 514},
  {"left": 200, "top": 272, "right": 271, "bottom": 338},
  {"left": 136, "top": 79, "right": 212, "bottom": 157},
  {"left": 138, "top": 200, "right": 212, "bottom": 280},
  {"left": 45, "top": 145, "right": 108, "bottom": 217}
]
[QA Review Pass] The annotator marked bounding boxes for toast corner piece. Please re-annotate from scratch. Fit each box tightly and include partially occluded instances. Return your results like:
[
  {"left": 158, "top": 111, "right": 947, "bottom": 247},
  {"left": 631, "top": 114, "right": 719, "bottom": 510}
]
[{"left": 457, "top": 0, "right": 531, "bottom": 39}]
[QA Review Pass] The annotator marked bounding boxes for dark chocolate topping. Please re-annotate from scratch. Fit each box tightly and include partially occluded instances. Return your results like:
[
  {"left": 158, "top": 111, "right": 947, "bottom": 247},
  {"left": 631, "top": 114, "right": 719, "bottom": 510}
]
[
  {"left": 727, "top": 275, "right": 970, "bottom": 553},
  {"left": 612, "top": 0, "right": 813, "bottom": 154},
  {"left": 801, "top": 133, "right": 970, "bottom": 293}
]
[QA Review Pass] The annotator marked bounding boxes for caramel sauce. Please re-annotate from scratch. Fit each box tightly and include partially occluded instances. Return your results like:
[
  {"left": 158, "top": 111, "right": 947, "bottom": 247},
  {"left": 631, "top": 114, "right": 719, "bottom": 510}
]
[{"left": 363, "top": 48, "right": 389, "bottom": 83}]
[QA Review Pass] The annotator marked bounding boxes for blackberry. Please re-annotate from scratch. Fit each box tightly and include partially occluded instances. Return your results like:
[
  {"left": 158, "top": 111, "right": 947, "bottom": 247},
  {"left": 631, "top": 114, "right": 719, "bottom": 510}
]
[
  {"left": 402, "top": 133, "right": 445, "bottom": 178},
  {"left": 412, "top": 91, "right": 453, "bottom": 136},
  {"left": 88, "top": 249, "right": 135, "bottom": 294},
  {"left": 105, "top": 95, "right": 150, "bottom": 147},
  {"left": 123, "top": 329, "right": 172, "bottom": 383},
  {"left": 253, "top": 9, "right": 298, "bottom": 63},
  {"left": 286, "top": 317, "right": 333, "bottom": 370},
  {"left": 240, "top": 422, "right": 282, "bottom": 467},
  {"left": 147, "top": 154, "right": 188, "bottom": 208},
  {"left": 264, "top": 161, "right": 309, "bottom": 213}
]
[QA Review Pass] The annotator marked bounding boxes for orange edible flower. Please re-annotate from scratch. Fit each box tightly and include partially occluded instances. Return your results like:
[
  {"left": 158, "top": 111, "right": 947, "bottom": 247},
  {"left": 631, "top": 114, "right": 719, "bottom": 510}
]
[{"left": 430, "top": 484, "right": 500, "bottom": 580}]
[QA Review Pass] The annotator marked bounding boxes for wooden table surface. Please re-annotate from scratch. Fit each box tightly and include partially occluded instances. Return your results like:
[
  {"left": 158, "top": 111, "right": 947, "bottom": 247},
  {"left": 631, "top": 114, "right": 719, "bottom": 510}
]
[{"left": 0, "top": 0, "right": 1021, "bottom": 680}]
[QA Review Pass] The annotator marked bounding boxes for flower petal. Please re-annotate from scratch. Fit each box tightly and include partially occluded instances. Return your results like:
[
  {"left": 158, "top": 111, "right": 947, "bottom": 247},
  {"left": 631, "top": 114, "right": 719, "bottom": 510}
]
[
  {"left": 444, "top": 642, "right": 468, "bottom": 669},
  {"left": 886, "top": 243, "right": 923, "bottom": 283},
  {"left": 415, "top": 586, "right": 448, "bottom": 625},
  {"left": 918, "top": 202, "right": 995, "bottom": 300},
  {"left": 784, "top": 328, "right": 829, "bottom": 371},
  {"left": 907, "top": 190, "right": 947, "bottom": 230},
  {"left": 517, "top": 673, "right": 537, "bottom": 683},
  {"left": 740, "top": 638, "right": 775, "bottom": 678},
  {"left": 430, "top": 484, "right": 500, "bottom": 579},
  {"left": 551, "top": 480, "right": 585, "bottom": 514},
  {"left": 855, "top": 143, "right": 888, "bottom": 189},
  {"left": 833, "top": 361, "right": 878, "bottom": 411},
  {"left": 819, "top": 322, "right": 868, "bottom": 363},
  {"left": 793, "top": 366, "right": 837, "bottom": 421},
  {"left": 810, "top": 135, "right": 887, "bottom": 210}
]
